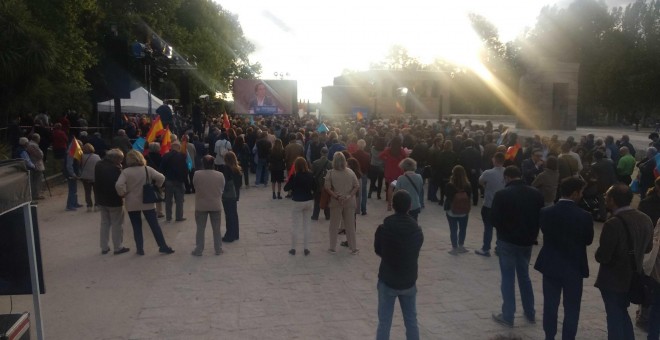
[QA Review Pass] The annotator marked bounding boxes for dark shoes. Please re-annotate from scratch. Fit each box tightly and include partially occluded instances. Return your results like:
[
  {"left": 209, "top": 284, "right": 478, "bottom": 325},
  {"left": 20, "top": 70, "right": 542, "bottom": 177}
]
[
  {"left": 304, "top": 249, "right": 310, "bottom": 256},
  {"left": 222, "top": 237, "right": 235, "bottom": 243},
  {"left": 525, "top": 313, "right": 536, "bottom": 324},
  {"left": 288, "top": 249, "right": 296, "bottom": 255},
  {"left": 338, "top": 229, "right": 346, "bottom": 235},
  {"left": 101, "top": 248, "right": 111, "bottom": 255},
  {"left": 492, "top": 313, "right": 513, "bottom": 328},
  {"left": 114, "top": 247, "right": 130, "bottom": 255},
  {"left": 311, "top": 216, "right": 319, "bottom": 221},
  {"left": 272, "top": 192, "right": 277, "bottom": 199},
  {"left": 361, "top": 211, "right": 367, "bottom": 216},
  {"left": 175, "top": 218, "right": 187, "bottom": 222},
  {"left": 340, "top": 241, "right": 349, "bottom": 247},
  {"left": 159, "top": 247, "right": 175, "bottom": 254},
  {"left": 137, "top": 249, "right": 145, "bottom": 256}
]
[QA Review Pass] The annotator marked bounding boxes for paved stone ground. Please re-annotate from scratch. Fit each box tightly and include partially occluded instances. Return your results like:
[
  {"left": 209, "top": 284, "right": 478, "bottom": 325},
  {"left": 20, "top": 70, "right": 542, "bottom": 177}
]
[{"left": 2, "top": 171, "right": 648, "bottom": 340}]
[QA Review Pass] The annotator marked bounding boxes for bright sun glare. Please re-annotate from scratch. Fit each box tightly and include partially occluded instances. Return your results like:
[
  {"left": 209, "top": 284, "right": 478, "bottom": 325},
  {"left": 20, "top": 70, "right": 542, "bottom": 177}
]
[{"left": 217, "top": 0, "right": 552, "bottom": 102}]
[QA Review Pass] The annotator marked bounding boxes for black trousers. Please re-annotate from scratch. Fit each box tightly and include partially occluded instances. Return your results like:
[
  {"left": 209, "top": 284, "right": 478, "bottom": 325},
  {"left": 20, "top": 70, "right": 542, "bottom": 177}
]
[{"left": 543, "top": 274, "right": 583, "bottom": 340}]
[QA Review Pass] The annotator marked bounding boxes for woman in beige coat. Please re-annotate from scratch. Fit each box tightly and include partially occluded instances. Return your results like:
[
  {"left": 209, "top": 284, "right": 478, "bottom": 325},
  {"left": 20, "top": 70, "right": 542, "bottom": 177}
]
[
  {"left": 116, "top": 150, "right": 174, "bottom": 255},
  {"left": 325, "top": 152, "right": 360, "bottom": 255}
]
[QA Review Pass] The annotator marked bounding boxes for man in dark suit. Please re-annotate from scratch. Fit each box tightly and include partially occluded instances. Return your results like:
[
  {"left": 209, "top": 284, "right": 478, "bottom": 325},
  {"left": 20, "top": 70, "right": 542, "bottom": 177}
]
[
  {"left": 534, "top": 177, "right": 594, "bottom": 340},
  {"left": 491, "top": 166, "right": 545, "bottom": 327}
]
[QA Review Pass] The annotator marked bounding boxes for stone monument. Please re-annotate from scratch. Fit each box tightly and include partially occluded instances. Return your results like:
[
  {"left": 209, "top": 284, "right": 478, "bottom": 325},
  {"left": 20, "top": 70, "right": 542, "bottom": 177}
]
[{"left": 517, "top": 59, "right": 580, "bottom": 130}]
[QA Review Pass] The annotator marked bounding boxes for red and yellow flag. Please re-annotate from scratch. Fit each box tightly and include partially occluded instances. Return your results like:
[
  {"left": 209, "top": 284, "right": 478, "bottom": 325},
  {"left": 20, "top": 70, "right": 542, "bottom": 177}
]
[
  {"left": 222, "top": 112, "right": 231, "bottom": 130},
  {"left": 145, "top": 116, "right": 164, "bottom": 143},
  {"left": 505, "top": 143, "right": 521, "bottom": 161},
  {"left": 68, "top": 136, "right": 83, "bottom": 162},
  {"left": 160, "top": 128, "right": 172, "bottom": 155},
  {"left": 180, "top": 134, "right": 188, "bottom": 155}
]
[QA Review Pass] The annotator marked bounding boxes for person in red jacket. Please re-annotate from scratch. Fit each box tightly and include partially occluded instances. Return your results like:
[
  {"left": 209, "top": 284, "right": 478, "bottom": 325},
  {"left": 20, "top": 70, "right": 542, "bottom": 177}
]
[{"left": 379, "top": 136, "right": 406, "bottom": 210}]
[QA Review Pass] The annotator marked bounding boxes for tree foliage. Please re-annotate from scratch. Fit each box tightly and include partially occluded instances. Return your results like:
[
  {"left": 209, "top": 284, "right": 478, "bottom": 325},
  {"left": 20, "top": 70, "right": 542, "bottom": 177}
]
[{"left": 0, "top": 0, "right": 260, "bottom": 121}]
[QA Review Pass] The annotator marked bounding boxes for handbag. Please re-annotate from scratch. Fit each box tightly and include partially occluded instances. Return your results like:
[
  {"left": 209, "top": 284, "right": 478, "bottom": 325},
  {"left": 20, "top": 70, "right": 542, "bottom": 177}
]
[
  {"left": 617, "top": 216, "right": 653, "bottom": 305},
  {"left": 142, "top": 167, "right": 163, "bottom": 204},
  {"left": 319, "top": 170, "right": 332, "bottom": 209}
]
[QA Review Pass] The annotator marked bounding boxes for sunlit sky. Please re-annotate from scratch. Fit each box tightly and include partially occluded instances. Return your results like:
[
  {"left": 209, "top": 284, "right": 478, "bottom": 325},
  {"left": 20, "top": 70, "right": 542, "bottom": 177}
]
[{"left": 218, "top": 0, "right": 628, "bottom": 102}]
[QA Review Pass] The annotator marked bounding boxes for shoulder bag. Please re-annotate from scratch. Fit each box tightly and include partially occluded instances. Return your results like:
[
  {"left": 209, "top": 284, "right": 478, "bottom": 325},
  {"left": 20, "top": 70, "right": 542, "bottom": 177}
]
[
  {"left": 142, "top": 167, "right": 163, "bottom": 203},
  {"left": 617, "top": 215, "right": 652, "bottom": 305}
]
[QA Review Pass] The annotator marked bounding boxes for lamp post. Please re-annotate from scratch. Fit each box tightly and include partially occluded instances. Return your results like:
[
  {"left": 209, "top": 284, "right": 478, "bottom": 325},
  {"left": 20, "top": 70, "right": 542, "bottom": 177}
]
[
  {"left": 397, "top": 87, "right": 409, "bottom": 120},
  {"left": 274, "top": 71, "right": 289, "bottom": 80},
  {"left": 370, "top": 81, "right": 378, "bottom": 120}
]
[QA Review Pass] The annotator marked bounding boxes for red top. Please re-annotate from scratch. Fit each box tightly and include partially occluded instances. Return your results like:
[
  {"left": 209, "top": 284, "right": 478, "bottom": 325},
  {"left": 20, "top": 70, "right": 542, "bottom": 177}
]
[
  {"left": 379, "top": 147, "right": 406, "bottom": 182},
  {"left": 351, "top": 149, "right": 371, "bottom": 175},
  {"left": 52, "top": 129, "right": 68, "bottom": 151}
]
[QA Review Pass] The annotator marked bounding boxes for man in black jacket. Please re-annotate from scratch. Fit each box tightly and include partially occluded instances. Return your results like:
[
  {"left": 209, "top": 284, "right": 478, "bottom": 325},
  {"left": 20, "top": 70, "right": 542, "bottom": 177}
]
[
  {"left": 458, "top": 139, "right": 481, "bottom": 205},
  {"left": 374, "top": 190, "right": 424, "bottom": 340},
  {"left": 491, "top": 166, "right": 545, "bottom": 327},
  {"left": 94, "top": 149, "right": 129, "bottom": 255},
  {"left": 534, "top": 177, "right": 594, "bottom": 339},
  {"left": 161, "top": 142, "right": 188, "bottom": 222}
]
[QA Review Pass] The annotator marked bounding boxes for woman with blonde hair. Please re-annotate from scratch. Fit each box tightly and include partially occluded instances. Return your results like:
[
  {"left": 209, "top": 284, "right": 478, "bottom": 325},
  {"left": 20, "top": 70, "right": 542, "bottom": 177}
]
[
  {"left": 218, "top": 151, "right": 243, "bottom": 242},
  {"left": 115, "top": 150, "right": 175, "bottom": 255},
  {"left": 325, "top": 152, "right": 360, "bottom": 255},
  {"left": 283, "top": 157, "right": 315, "bottom": 255},
  {"left": 80, "top": 143, "right": 101, "bottom": 211},
  {"left": 443, "top": 165, "right": 472, "bottom": 255}
]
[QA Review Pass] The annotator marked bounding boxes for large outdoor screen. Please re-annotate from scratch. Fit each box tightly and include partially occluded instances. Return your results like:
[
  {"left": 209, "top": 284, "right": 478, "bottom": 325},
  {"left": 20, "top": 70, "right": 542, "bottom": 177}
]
[{"left": 233, "top": 79, "right": 297, "bottom": 115}]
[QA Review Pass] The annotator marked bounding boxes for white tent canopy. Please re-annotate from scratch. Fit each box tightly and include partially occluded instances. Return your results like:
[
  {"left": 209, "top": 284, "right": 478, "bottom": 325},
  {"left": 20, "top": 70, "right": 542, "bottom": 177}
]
[{"left": 96, "top": 87, "right": 163, "bottom": 114}]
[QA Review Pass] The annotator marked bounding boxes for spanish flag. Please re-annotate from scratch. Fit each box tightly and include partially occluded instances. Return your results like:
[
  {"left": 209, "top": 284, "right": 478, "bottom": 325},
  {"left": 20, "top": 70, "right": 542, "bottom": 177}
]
[
  {"left": 222, "top": 112, "right": 231, "bottom": 130},
  {"left": 160, "top": 128, "right": 172, "bottom": 155},
  {"left": 395, "top": 101, "right": 404, "bottom": 113},
  {"left": 505, "top": 143, "right": 521, "bottom": 161},
  {"left": 145, "top": 116, "right": 164, "bottom": 143},
  {"left": 68, "top": 136, "right": 83, "bottom": 162}
]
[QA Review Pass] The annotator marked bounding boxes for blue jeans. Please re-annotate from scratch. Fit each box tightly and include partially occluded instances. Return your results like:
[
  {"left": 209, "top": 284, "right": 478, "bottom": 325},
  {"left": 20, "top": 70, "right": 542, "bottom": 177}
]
[
  {"left": 222, "top": 199, "right": 239, "bottom": 241},
  {"left": 66, "top": 178, "right": 80, "bottom": 209},
  {"left": 542, "top": 274, "right": 583, "bottom": 340},
  {"left": 446, "top": 214, "right": 468, "bottom": 248},
  {"left": 497, "top": 239, "right": 535, "bottom": 324},
  {"left": 256, "top": 158, "right": 269, "bottom": 185},
  {"left": 164, "top": 180, "right": 185, "bottom": 220},
  {"left": 127, "top": 209, "right": 168, "bottom": 252},
  {"left": 600, "top": 289, "right": 634, "bottom": 340},
  {"left": 648, "top": 280, "right": 660, "bottom": 340},
  {"left": 360, "top": 176, "right": 368, "bottom": 214},
  {"left": 480, "top": 206, "right": 493, "bottom": 251},
  {"left": 376, "top": 280, "right": 419, "bottom": 340}
]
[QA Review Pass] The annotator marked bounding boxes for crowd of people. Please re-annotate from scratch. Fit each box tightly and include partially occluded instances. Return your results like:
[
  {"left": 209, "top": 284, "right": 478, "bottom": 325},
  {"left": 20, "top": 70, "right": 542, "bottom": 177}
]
[{"left": 8, "top": 108, "right": 660, "bottom": 339}]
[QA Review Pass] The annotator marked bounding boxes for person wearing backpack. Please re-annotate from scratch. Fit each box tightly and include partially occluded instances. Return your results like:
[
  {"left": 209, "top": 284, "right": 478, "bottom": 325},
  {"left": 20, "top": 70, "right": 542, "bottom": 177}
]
[{"left": 443, "top": 165, "right": 472, "bottom": 255}]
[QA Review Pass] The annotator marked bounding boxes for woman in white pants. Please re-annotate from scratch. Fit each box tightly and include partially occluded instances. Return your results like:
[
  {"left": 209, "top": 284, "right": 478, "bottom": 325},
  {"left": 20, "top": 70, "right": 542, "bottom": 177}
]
[{"left": 283, "top": 157, "right": 315, "bottom": 256}]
